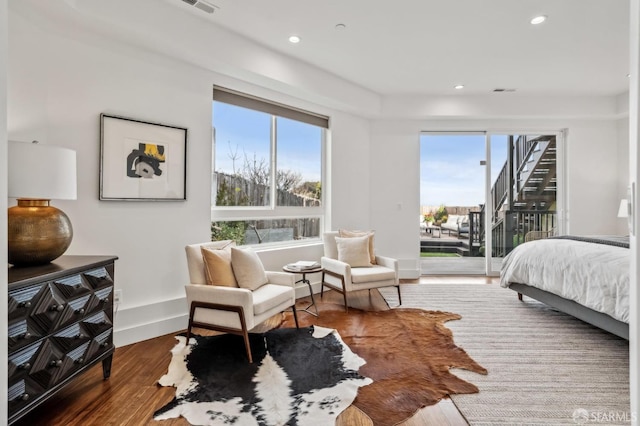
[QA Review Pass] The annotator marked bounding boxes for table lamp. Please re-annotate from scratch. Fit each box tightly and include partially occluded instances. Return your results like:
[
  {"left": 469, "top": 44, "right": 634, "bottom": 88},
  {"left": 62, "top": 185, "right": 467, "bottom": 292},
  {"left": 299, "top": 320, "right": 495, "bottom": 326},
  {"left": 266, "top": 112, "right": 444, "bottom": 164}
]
[{"left": 8, "top": 141, "right": 77, "bottom": 266}]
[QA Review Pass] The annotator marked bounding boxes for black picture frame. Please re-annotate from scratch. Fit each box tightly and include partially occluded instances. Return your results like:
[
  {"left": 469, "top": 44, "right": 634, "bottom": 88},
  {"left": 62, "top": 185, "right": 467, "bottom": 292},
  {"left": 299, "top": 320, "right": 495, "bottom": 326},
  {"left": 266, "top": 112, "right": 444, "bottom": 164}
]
[{"left": 99, "top": 114, "right": 187, "bottom": 201}]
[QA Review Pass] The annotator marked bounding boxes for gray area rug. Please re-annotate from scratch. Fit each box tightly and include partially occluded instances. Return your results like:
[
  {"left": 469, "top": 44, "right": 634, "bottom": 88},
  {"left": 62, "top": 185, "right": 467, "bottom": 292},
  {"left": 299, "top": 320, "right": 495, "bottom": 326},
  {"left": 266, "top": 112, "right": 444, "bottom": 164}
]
[{"left": 379, "top": 284, "right": 631, "bottom": 425}]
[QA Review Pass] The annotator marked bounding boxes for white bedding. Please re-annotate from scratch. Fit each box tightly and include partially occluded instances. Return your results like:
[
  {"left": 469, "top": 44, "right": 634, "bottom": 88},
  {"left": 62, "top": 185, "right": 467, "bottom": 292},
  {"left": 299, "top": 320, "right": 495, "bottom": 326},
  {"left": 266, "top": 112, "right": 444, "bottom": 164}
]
[{"left": 500, "top": 238, "right": 630, "bottom": 323}]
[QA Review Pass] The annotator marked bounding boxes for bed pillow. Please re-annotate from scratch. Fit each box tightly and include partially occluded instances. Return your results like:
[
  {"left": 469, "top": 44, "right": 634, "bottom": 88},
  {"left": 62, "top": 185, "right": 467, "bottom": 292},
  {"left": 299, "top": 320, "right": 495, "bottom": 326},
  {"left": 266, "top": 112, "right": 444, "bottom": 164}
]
[
  {"left": 201, "top": 246, "right": 238, "bottom": 287},
  {"left": 335, "top": 235, "right": 372, "bottom": 267},
  {"left": 231, "top": 247, "right": 269, "bottom": 291},
  {"left": 338, "top": 229, "right": 377, "bottom": 264}
]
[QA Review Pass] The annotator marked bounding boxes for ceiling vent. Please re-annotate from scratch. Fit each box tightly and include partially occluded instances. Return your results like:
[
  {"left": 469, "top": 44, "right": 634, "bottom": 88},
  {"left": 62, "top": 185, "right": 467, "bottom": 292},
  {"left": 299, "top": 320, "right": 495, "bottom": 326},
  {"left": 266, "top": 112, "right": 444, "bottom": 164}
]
[
  {"left": 180, "top": 0, "right": 219, "bottom": 14},
  {"left": 493, "top": 88, "right": 516, "bottom": 92}
]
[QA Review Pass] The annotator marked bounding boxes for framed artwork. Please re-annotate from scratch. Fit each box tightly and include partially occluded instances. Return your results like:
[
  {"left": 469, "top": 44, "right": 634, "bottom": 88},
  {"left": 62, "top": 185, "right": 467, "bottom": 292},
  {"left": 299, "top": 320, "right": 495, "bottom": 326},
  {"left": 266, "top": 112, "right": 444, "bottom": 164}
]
[{"left": 99, "top": 114, "right": 187, "bottom": 200}]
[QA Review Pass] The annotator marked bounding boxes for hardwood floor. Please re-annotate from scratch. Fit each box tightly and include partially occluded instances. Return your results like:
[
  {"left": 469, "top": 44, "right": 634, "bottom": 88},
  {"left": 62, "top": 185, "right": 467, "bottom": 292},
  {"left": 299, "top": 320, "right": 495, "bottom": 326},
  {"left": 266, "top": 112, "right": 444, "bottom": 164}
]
[{"left": 13, "top": 277, "right": 495, "bottom": 426}]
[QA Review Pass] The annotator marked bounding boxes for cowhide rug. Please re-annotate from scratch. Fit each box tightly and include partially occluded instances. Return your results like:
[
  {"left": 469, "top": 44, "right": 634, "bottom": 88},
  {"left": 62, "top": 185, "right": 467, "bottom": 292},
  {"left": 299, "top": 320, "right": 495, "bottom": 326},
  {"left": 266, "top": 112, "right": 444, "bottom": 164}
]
[
  {"left": 280, "top": 304, "right": 488, "bottom": 426},
  {"left": 154, "top": 326, "right": 372, "bottom": 425}
]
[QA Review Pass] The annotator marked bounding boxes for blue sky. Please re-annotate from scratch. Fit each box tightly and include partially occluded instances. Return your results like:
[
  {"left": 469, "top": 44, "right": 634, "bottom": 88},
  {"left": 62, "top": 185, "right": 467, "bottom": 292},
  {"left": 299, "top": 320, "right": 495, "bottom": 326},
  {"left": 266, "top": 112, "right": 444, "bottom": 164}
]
[
  {"left": 213, "top": 102, "right": 322, "bottom": 182},
  {"left": 214, "top": 103, "right": 511, "bottom": 207},
  {"left": 420, "top": 134, "right": 508, "bottom": 207}
]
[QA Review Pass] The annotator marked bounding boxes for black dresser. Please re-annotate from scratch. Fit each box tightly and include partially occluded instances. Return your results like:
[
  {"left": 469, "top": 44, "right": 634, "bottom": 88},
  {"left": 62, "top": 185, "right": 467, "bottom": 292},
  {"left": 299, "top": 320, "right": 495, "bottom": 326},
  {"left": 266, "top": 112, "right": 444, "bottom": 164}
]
[{"left": 7, "top": 255, "right": 118, "bottom": 424}]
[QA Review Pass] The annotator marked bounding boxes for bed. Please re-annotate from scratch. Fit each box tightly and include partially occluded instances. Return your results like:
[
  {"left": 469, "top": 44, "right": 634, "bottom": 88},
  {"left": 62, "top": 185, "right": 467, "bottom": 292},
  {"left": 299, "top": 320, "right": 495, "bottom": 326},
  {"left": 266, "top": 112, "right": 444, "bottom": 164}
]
[{"left": 500, "top": 235, "right": 630, "bottom": 339}]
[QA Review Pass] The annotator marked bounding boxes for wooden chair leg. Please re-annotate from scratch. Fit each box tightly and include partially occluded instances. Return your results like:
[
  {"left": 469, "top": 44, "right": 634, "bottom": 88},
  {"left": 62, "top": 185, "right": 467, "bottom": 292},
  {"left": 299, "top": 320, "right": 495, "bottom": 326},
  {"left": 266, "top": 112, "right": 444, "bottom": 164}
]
[
  {"left": 396, "top": 285, "right": 402, "bottom": 306},
  {"left": 518, "top": 293, "right": 523, "bottom": 301},
  {"left": 242, "top": 328, "right": 253, "bottom": 363},
  {"left": 291, "top": 305, "right": 299, "bottom": 328},
  {"left": 186, "top": 304, "right": 195, "bottom": 343}
]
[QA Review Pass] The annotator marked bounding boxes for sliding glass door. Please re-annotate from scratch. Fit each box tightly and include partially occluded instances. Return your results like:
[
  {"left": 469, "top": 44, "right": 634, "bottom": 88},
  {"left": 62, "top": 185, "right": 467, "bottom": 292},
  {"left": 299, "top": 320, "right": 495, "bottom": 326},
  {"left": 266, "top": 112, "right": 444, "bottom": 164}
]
[{"left": 420, "top": 131, "right": 563, "bottom": 276}]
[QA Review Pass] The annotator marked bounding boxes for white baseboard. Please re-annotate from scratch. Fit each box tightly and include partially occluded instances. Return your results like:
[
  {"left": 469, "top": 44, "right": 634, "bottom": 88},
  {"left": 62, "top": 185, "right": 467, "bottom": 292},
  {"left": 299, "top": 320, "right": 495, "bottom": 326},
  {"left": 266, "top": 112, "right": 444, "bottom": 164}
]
[
  {"left": 114, "top": 313, "right": 187, "bottom": 347},
  {"left": 113, "top": 297, "right": 187, "bottom": 347},
  {"left": 399, "top": 258, "right": 420, "bottom": 280},
  {"left": 399, "top": 267, "right": 420, "bottom": 279}
]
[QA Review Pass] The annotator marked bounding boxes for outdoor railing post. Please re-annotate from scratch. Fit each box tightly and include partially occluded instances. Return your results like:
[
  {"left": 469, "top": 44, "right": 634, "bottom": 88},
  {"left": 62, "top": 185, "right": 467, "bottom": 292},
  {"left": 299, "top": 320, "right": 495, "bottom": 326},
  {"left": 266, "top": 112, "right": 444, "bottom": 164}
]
[{"left": 505, "top": 211, "right": 515, "bottom": 256}]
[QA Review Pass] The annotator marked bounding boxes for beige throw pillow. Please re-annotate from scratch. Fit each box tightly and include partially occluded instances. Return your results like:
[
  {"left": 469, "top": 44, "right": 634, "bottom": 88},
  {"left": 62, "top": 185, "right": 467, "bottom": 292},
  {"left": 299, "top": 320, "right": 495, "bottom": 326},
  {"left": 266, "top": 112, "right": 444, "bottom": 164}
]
[
  {"left": 201, "top": 246, "right": 238, "bottom": 287},
  {"left": 338, "top": 229, "right": 377, "bottom": 265},
  {"left": 200, "top": 240, "right": 235, "bottom": 251},
  {"left": 231, "top": 247, "right": 269, "bottom": 291},
  {"left": 335, "top": 235, "right": 372, "bottom": 267}
]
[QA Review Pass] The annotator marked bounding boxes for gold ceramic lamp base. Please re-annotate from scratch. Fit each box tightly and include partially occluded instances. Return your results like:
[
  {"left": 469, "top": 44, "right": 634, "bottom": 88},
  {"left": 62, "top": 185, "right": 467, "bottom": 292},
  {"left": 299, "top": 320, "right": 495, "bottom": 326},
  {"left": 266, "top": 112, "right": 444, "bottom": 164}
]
[{"left": 8, "top": 199, "right": 73, "bottom": 267}]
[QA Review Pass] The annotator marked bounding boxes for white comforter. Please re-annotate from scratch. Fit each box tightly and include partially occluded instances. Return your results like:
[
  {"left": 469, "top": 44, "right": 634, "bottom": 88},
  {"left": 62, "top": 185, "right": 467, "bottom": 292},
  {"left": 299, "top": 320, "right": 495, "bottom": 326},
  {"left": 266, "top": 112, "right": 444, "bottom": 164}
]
[{"left": 500, "top": 238, "right": 630, "bottom": 323}]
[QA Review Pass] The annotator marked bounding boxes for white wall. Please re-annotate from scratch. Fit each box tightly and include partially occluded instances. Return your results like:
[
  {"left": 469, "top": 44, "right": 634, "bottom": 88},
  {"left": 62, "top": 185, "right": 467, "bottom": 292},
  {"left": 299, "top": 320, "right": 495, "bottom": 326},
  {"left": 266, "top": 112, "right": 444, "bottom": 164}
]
[
  {"left": 629, "top": 1, "right": 639, "bottom": 419},
  {"left": 566, "top": 121, "right": 621, "bottom": 234},
  {"left": 7, "top": 10, "right": 373, "bottom": 346},
  {"left": 618, "top": 117, "right": 631, "bottom": 235},
  {"left": 1, "top": 0, "right": 8, "bottom": 418}
]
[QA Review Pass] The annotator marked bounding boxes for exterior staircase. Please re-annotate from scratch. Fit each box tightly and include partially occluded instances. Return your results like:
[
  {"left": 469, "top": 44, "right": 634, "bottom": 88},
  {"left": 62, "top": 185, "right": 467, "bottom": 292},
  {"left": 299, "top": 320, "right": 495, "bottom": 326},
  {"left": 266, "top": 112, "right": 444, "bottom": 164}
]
[
  {"left": 513, "top": 135, "right": 557, "bottom": 210},
  {"left": 487, "top": 134, "right": 558, "bottom": 257}
]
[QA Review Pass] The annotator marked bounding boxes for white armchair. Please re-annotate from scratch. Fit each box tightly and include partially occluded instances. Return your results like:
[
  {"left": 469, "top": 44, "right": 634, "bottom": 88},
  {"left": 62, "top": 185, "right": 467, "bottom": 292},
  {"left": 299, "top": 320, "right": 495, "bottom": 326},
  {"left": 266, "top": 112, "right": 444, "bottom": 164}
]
[
  {"left": 320, "top": 231, "right": 401, "bottom": 311},
  {"left": 184, "top": 242, "right": 299, "bottom": 363}
]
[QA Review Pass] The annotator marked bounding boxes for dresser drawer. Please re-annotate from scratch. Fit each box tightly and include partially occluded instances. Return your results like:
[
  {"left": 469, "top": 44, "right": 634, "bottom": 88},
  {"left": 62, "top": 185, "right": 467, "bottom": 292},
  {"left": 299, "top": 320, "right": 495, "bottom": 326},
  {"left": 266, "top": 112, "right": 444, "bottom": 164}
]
[
  {"left": 83, "top": 267, "right": 114, "bottom": 290},
  {"left": 8, "top": 319, "right": 41, "bottom": 352},
  {"left": 8, "top": 283, "right": 44, "bottom": 322},
  {"left": 8, "top": 256, "right": 117, "bottom": 425},
  {"left": 8, "top": 378, "right": 44, "bottom": 415},
  {"left": 8, "top": 341, "right": 42, "bottom": 381}
]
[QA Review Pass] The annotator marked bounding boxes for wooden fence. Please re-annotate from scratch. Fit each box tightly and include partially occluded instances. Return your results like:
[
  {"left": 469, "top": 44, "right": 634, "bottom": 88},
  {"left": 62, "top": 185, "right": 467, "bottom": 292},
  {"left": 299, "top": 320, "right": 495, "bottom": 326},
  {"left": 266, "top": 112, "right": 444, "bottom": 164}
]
[
  {"left": 213, "top": 172, "right": 320, "bottom": 207},
  {"left": 212, "top": 172, "right": 321, "bottom": 244}
]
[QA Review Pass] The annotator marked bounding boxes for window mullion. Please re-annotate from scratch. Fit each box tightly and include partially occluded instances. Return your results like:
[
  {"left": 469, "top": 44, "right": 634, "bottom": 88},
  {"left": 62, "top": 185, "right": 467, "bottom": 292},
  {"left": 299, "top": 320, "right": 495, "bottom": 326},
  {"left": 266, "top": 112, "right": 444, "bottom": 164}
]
[{"left": 271, "top": 115, "right": 277, "bottom": 210}]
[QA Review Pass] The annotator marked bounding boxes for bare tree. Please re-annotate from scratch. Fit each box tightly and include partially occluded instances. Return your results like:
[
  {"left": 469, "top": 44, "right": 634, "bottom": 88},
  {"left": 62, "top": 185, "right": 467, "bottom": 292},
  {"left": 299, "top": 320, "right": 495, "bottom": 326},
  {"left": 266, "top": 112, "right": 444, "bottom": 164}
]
[
  {"left": 277, "top": 169, "right": 302, "bottom": 192},
  {"left": 241, "top": 151, "right": 270, "bottom": 185},
  {"left": 227, "top": 141, "right": 241, "bottom": 175}
]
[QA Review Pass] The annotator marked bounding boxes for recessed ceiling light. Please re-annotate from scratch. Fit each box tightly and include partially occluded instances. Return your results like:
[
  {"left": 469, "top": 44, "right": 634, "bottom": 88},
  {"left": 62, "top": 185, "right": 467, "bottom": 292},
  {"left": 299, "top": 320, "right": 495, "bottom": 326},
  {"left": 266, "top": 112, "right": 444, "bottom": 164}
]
[
  {"left": 335, "top": 23, "right": 346, "bottom": 30},
  {"left": 530, "top": 15, "right": 547, "bottom": 25},
  {"left": 454, "top": 85, "right": 464, "bottom": 90},
  {"left": 288, "top": 35, "right": 301, "bottom": 43}
]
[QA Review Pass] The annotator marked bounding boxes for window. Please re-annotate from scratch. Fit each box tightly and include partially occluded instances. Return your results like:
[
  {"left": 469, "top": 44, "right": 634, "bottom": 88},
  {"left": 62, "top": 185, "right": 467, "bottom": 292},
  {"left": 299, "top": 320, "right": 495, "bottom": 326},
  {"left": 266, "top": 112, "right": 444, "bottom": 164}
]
[{"left": 211, "top": 87, "right": 327, "bottom": 246}]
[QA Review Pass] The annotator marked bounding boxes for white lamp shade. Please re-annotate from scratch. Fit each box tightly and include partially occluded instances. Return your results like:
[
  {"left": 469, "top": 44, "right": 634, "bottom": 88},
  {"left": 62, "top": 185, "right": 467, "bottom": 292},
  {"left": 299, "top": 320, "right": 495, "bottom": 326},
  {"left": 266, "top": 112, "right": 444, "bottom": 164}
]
[
  {"left": 618, "top": 199, "right": 628, "bottom": 218},
  {"left": 8, "top": 141, "right": 77, "bottom": 200}
]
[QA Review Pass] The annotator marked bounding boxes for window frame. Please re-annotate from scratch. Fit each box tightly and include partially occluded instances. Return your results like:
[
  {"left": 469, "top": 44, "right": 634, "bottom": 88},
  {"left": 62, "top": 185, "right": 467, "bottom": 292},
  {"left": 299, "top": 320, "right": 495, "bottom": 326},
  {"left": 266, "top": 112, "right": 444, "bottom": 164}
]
[{"left": 211, "top": 87, "right": 328, "bottom": 247}]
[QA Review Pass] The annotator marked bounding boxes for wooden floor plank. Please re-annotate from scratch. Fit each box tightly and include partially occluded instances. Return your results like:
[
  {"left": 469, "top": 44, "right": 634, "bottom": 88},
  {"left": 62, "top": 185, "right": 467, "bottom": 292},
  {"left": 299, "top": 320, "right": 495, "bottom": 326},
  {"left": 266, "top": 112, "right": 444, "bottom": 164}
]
[{"left": 13, "top": 279, "right": 479, "bottom": 426}]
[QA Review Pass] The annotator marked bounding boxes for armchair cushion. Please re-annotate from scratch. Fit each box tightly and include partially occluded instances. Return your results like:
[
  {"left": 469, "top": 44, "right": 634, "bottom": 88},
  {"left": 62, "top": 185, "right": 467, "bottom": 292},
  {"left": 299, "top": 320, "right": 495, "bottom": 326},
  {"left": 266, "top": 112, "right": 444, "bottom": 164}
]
[
  {"left": 338, "top": 229, "right": 377, "bottom": 264},
  {"left": 252, "top": 284, "right": 295, "bottom": 315},
  {"left": 185, "top": 284, "right": 254, "bottom": 330},
  {"left": 231, "top": 247, "right": 269, "bottom": 291},
  {"left": 335, "top": 235, "right": 372, "bottom": 267},
  {"left": 201, "top": 246, "right": 238, "bottom": 287},
  {"left": 350, "top": 265, "right": 396, "bottom": 284}
]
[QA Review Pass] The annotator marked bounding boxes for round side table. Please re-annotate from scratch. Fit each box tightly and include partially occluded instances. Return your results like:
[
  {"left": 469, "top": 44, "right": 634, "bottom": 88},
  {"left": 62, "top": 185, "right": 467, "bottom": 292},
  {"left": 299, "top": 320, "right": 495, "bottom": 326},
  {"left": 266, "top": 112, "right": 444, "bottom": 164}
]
[{"left": 282, "top": 265, "right": 323, "bottom": 317}]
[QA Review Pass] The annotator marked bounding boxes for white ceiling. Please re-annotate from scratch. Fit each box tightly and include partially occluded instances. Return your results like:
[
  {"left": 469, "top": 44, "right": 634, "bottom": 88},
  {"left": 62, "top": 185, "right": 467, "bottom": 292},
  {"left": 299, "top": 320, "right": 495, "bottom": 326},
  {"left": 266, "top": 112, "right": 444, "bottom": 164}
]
[{"left": 169, "top": 0, "right": 630, "bottom": 97}]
